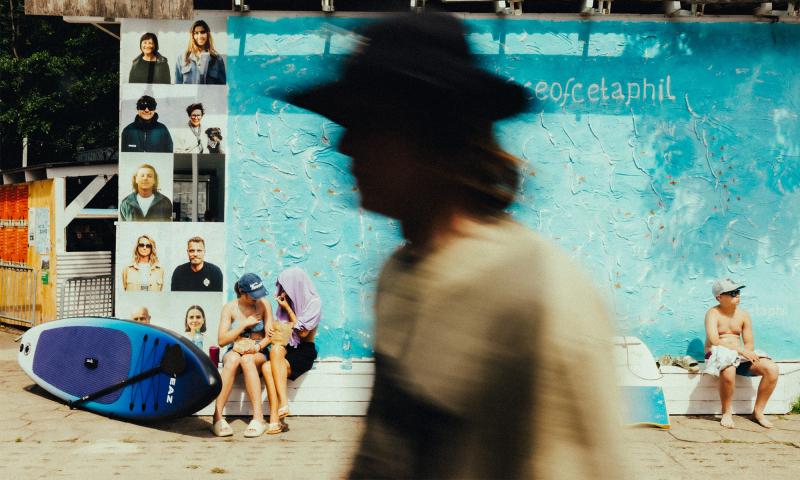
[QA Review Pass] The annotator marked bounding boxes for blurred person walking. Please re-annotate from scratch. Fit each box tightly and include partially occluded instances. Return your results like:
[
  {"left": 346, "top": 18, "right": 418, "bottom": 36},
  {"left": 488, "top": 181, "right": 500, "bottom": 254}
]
[{"left": 287, "top": 13, "right": 624, "bottom": 480}]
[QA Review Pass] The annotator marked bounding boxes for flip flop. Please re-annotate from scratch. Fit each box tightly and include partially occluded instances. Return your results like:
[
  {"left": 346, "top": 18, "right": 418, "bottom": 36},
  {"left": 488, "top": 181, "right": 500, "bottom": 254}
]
[
  {"left": 673, "top": 355, "right": 700, "bottom": 373},
  {"left": 278, "top": 405, "right": 290, "bottom": 419},
  {"left": 244, "top": 419, "right": 268, "bottom": 438},
  {"left": 210, "top": 419, "right": 233, "bottom": 437},
  {"left": 267, "top": 422, "right": 286, "bottom": 435},
  {"left": 656, "top": 354, "right": 672, "bottom": 368}
]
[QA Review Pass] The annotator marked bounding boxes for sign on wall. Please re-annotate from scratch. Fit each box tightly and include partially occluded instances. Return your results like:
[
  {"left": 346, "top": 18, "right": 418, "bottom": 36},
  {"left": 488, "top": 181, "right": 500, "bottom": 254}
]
[
  {"left": 117, "top": 15, "right": 228, "bottom": 355},
  {"left": 35, "top": 207, "right": 50, "bottom": 255}
]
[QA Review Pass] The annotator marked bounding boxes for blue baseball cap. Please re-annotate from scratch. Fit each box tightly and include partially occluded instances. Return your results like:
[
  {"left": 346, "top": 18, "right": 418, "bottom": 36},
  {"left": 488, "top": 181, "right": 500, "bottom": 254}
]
[{"left": 238, "top": 272, "right": 267, "bottom": 299}]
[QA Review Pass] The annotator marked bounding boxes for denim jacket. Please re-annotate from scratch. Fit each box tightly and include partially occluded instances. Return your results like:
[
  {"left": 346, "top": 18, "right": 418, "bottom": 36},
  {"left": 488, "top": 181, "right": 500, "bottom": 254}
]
[{"left": 174, "top": 52, "right": 226, "bottom": 85}]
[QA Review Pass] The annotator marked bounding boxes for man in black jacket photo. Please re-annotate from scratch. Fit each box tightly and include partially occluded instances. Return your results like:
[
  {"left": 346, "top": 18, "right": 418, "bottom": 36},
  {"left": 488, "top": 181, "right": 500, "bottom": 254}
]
[{"left": 121, "top": 95, "right": 174, "bottom": 153}]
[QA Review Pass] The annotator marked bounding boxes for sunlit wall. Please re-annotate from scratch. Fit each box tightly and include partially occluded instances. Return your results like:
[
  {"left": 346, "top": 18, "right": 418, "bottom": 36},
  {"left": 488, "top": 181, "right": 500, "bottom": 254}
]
[{"left": 226, "top": 17, "right": 799, "bottom": 360}]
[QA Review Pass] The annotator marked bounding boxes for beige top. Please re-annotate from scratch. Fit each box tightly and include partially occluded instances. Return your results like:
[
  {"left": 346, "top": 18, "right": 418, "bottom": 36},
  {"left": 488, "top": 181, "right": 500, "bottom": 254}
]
[
  {"left": 351, "top": 217, "right": 624, "bottom": 479},
  {"left": 122, "top": 261, "right": 165, "bottom": 291}
]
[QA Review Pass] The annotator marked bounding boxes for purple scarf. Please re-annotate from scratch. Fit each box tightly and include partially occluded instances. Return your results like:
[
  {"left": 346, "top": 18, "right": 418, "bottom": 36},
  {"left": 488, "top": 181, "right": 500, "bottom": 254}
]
[{"left": 275, "top": 267, "right": 322, "bottom": 347}]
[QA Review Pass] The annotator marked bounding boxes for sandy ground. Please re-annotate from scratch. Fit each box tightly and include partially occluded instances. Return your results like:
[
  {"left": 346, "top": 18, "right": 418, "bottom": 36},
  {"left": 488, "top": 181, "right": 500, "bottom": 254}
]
[{"left": 2, "top": 325, "right": 800, "bottom": 479}]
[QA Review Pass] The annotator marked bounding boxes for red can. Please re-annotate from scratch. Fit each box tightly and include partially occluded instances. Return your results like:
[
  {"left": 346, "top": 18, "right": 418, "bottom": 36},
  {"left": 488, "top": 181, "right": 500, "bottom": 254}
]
[{"left": 209, "top": 346, "right": 220, "bottom": 366}]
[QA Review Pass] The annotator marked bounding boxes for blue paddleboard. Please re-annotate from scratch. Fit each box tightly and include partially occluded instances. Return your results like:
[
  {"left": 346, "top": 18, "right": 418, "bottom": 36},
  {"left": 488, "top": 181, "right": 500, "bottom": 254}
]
[{"left": 17, "top": 317, "right": 221, "bottom": 422}]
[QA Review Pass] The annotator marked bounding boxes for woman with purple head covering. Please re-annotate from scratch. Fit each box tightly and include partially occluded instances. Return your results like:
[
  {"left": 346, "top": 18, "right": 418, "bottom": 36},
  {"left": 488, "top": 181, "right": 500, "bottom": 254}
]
[{"left": 261, "top": 267, "right": 321, "bottom": 432}]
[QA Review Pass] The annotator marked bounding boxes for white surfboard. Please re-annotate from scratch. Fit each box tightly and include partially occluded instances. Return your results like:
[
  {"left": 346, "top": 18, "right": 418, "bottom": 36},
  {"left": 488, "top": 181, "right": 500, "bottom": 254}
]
[{"left": 613, "top": 336, "right": 670, "bottom": 428}]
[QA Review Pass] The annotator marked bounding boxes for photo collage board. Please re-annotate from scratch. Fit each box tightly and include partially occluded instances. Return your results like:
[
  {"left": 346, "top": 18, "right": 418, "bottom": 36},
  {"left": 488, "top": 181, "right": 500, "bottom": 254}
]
[{"left": 117, "top": 15, "right": 228, "bottom": 355}]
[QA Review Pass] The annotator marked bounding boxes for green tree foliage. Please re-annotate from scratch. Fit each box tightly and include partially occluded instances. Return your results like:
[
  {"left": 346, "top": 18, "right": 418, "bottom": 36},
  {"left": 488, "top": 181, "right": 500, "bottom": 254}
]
[{"left": 0, "top": 0, "right": 119, "bottom": 170}]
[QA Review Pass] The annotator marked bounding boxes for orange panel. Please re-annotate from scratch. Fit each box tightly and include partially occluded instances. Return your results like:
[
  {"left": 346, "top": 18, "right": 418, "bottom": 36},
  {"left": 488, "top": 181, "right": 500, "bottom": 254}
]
[
  {"left": 13, "top": 185, "right": 23, "bottom": 220},
  {"left": 0, "top": 228, "right": 7, "bottom": 262},
  {"left": 0, "top": 187, "right": 7, "bottom": 220},
  {"left": 9, "top": 187, "right": 18, "bottom": 220},
  {"left": 19, "top": 185, "right": 29, "bottom": 220},
  {"left": 17, "top": 227, "right": 28, "bottom": 264}
]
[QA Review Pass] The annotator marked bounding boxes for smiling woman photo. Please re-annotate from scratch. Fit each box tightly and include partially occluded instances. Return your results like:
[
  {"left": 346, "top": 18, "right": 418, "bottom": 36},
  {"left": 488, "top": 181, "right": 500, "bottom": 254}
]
[
  {"left": 174, "top": 103, "right": 223, "bottom": 154},
  {"left": 175, "top": 20, "right": 226, "bottom": 85},
  {"left": 128, "top": 32, "right": 170, "bottom": 84},
  {"left": 184, "top": 305, "right": 207, "bottom": 334}
]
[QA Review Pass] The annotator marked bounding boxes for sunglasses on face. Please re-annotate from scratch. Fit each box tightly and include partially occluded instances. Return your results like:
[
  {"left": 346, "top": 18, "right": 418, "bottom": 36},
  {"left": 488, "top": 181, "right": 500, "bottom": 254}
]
[
  {"left": 137, "top": 104, "right": 154, "bottom": 111},
  {"left": 190, "top": 114, "right": 203, "bottom": 118},
  {"left": 138, "top": 243, "right": 152, "bottom": 249},
  {"left": 721, "top": 290, "right": 740, "bottom": 297}
]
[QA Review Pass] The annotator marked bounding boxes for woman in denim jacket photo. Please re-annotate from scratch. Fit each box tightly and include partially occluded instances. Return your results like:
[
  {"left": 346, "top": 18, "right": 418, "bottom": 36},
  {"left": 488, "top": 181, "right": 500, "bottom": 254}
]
[{"left": 175, "top": 20, "right": 226, "bottom": 85}]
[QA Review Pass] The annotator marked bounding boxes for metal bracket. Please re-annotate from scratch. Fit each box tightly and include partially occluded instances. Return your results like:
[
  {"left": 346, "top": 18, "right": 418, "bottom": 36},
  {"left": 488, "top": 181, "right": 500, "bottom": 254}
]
[
  {"left": 580, "top": 0, "right": 611, "bottom": 15},
  {"left": 232, "top": 0, "right": 250, "bottom": 12},
  {"left": 755, "top": 2, "right": 796, "bottom": 16},
  {"left": 322, "top": 0, "right": 334, "bottom": 12},
  {"left": 491, "top": 1, "right": 523, "bottom": 14},
  {"left": 664, "top": 1, "right": 698, "bottom": 17},
  {"left": 410, "top": 0, "right": 426, "bottom": 12},
  {"left": 494, "top": 1, "right": 511, "bottom": 14}
]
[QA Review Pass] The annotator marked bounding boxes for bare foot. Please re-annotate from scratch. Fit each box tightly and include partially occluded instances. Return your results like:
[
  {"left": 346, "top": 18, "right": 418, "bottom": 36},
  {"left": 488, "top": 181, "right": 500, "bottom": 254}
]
[
  {"left": 752, "top": 413, "right": 774, "bottom": 429},
  {"left": 720, "top": 413, "right": 736, "bottom": 429}
]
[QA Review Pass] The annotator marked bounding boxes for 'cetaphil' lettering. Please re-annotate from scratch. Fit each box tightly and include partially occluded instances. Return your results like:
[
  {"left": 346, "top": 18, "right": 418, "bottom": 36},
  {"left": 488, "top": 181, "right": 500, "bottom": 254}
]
[{"left": 533, "top": 76, "right": 677, "bottom": 106}]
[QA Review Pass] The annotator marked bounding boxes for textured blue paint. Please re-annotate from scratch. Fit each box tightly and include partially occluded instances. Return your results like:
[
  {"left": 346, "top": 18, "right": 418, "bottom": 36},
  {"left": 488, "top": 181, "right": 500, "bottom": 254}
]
[{"left": 228, "top": 17, "right": 799, "bottom": 360}]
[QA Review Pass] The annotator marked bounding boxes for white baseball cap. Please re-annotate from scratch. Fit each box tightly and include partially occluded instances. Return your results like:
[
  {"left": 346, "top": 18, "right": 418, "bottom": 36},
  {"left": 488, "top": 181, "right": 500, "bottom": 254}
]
[{"left": 712, "top": 278, "right": 745, "bottom": 298}]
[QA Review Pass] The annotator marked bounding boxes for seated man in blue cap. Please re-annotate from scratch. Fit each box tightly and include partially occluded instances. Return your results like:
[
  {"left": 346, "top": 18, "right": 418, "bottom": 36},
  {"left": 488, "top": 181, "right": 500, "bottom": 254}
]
[{"left": 704, "top": 278, "right": 779, "bottom": 429}]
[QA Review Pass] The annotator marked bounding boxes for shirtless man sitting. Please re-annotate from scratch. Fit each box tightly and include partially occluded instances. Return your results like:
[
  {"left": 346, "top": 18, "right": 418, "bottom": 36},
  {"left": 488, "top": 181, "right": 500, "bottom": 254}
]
[{"left": 704, "top": 278, "right": 779, "bottom": 429}]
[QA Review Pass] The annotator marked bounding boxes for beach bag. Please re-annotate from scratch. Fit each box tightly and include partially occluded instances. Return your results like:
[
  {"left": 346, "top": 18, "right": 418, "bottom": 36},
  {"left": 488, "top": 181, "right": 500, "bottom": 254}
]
[
  {"left": 232, "top": 336, "right": 256, "bottom": 354},
  {"left": 270, "top": 321, "right": 294, "bottom": 347}
]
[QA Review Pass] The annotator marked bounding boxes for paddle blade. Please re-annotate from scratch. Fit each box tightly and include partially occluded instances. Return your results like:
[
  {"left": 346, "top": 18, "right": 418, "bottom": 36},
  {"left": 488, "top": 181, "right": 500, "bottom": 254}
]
[{"left": 161, "top": 344, "right": 186, "bottom": 376}]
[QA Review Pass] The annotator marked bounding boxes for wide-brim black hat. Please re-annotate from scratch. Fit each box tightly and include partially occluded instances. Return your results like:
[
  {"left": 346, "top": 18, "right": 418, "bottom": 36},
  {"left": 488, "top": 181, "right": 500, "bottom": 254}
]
[{"left": 286, "top": 13, "right": 528, "bottom": 128}]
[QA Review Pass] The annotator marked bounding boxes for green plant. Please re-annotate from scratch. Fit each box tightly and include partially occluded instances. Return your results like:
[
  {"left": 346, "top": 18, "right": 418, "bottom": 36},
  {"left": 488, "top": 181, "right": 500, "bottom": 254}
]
[
  {"left": 211, "top": 468, "right": 226, "bottom": 474},
  {"left": 791, "top": 394, "right": 800, "bottom": 415},
  {"left": 1, "top": 0, "right": 120, "bottom": 170}
]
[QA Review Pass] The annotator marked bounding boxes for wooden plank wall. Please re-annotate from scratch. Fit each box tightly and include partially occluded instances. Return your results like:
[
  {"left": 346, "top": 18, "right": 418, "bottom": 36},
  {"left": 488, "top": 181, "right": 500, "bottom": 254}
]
[
  {"left": 25, "top": 0, "right": 193, "bottom": 20},
  {"left": 27, "top": 179, "right": 56, "bottom": 325}
]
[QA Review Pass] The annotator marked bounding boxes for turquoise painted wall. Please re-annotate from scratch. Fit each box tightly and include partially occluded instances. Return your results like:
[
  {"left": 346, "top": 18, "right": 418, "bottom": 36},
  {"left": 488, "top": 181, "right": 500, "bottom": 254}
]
[{"left": 227, "top": 17, "right": 800, "bottom": 360}]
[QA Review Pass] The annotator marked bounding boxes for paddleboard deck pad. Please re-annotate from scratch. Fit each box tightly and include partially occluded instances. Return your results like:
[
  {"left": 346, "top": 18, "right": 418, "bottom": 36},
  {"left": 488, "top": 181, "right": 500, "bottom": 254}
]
[{"left": 18, "top": 317, "right": 221, "bottom": 422}]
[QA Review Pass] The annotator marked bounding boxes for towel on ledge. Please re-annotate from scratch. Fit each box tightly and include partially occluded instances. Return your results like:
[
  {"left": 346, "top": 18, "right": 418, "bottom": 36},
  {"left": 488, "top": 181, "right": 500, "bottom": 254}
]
[{"left": 703, "top": 344, "right": 769, "bottom": 376}]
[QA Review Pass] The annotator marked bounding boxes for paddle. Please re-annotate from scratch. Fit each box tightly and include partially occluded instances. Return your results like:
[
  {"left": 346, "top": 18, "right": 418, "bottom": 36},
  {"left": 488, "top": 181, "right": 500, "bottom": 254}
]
[{"left": 68, "top": 344, "right": 186, "bottom": 407}]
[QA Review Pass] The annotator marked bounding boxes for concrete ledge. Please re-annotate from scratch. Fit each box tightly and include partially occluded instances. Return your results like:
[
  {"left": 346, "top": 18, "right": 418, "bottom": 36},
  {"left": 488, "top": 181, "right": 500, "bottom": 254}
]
[
  {"left": 195, "top": 361, "right": 375, "bottom": 416},
  {"left": 197, "top": 358, "right": 800, "bottom": 417},
  {"left": 660, "top": 362, "right": 800, "bottom": 415}
]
